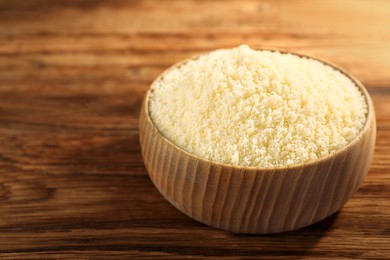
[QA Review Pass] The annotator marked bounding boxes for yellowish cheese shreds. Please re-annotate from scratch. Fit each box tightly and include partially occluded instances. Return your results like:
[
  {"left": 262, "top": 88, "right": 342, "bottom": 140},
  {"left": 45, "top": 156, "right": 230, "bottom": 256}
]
[{"left": 149, "top": 45, "right": 367, "bottom": 167}]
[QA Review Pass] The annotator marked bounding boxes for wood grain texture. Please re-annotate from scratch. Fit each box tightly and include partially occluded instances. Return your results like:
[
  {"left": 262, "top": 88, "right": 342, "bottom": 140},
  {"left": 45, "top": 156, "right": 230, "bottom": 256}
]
[
  {"left": 0, "top": 0, "right": 389, "bottom": 258},
  {"left": 139, "top": 54, "right": 377, "bottom": 234}
]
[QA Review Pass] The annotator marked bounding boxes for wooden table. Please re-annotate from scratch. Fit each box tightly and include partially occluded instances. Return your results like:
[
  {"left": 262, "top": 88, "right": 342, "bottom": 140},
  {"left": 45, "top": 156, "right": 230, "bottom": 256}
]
[{"left": 0, "top": 0, "right": 389, "bottom": 258}]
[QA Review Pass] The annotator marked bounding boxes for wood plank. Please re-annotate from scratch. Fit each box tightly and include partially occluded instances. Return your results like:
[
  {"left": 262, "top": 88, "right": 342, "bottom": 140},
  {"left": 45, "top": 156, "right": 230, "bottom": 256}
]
[{"left": 0, "top": 33, "right": 389, "bottom": 86}]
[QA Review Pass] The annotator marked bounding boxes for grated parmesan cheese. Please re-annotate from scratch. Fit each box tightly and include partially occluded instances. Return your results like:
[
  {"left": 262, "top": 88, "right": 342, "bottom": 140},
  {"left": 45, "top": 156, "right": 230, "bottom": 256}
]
[{"left": 149, "top": 45, "right": 367, "bottom": 167}]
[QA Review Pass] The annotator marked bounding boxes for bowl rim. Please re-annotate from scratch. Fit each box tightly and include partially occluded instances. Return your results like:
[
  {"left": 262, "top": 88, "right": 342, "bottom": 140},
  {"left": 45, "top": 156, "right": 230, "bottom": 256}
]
[{"left": 143, "top": 47, "right": 375, "bottom": 171}]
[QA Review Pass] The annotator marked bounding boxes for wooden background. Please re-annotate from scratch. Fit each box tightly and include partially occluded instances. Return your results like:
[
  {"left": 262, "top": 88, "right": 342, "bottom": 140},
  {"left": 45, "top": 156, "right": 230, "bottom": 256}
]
[{"left": 0, "top": 0, "right": 389, "bottom": 258}]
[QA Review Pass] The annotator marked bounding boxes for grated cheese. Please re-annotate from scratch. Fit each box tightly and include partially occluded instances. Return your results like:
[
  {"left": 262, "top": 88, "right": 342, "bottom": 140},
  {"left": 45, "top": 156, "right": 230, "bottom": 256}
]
[{"left": 149, "top": 45, "right": 367, "bottom": 167}]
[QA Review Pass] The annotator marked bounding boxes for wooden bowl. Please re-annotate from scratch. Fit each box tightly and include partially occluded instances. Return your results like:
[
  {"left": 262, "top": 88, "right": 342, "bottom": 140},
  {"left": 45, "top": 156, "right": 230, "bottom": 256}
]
[{"left": 139, "top": 50, "right": 376, "bottom": 234}]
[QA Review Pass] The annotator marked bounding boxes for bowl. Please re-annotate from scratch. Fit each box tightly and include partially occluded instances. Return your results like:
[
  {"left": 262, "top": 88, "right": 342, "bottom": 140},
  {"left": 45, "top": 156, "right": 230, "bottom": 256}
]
[{"left": 139, "top": 49, "right": 376, "bottom": 234}]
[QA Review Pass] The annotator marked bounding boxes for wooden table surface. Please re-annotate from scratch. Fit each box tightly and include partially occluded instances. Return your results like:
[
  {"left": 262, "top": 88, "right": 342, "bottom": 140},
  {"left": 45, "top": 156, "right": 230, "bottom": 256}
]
[{"left": 0, "top": 0, "right": 389, "bottom": 259}]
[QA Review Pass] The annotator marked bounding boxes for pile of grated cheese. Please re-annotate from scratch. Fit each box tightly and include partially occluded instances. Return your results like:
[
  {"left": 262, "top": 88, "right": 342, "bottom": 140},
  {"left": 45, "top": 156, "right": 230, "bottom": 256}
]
[{"left": 149, "top": 45, "right": 367, "bottom": 168}]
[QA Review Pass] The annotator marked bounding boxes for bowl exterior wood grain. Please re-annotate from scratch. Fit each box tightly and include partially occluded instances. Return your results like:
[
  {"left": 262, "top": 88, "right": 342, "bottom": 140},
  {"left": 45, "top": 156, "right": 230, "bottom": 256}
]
[{"left": 139, "top": 52, "right": 376, "bottom": 234}]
